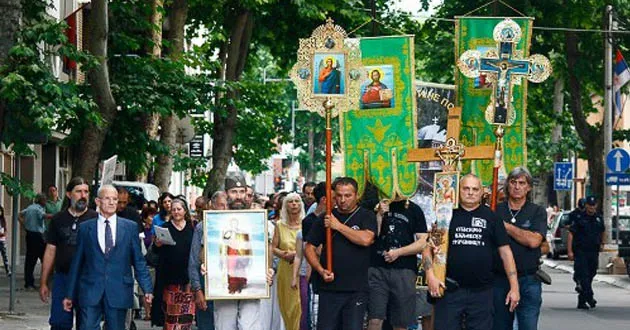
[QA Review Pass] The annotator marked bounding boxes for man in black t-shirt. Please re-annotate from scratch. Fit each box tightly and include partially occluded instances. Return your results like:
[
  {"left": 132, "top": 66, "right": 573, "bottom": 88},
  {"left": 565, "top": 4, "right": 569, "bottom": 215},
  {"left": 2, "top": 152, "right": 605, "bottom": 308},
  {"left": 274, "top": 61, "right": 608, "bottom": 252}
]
[
  {"left": 423, "top": 174, "right": 520, "bottom": 330},
  {"left": 305, "top": 177, "right": 377, "bottom": 330},
  {"left": 367, "top": 199, "right": 427, "bottom": 330},
  {"left": 493, "top": 167, "right": 547, "bottom": 330},
  {"left": 39, "top": 177, "right": 98, "bottom": 330}
]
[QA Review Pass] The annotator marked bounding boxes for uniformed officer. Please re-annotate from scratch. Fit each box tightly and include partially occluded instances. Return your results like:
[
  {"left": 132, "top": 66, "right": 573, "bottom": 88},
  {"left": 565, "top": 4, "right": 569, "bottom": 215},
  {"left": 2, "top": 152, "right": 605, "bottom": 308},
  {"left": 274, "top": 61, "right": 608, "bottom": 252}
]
[{"left": 567, "top": 196, "right": 605, "bottom": 310}]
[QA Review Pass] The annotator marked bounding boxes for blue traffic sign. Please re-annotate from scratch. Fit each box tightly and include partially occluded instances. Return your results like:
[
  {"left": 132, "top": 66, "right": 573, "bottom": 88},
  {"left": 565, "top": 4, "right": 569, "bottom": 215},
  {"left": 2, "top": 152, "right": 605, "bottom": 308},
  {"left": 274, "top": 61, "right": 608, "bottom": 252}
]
[
  {"left": 606, "top": 148, "right": 630, "bottom": 173},
  {"left": 554, "top": 162, "right": 573, "bottom": 191},
  {"left": 606, "top": 173, "right": 630, "bottom": 185}
]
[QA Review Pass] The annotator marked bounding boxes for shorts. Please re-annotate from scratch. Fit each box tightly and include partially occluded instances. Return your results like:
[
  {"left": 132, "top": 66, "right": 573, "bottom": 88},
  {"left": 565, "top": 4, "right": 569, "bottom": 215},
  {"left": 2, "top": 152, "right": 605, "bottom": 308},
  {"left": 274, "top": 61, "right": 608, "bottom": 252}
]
[
  {"left": 368, "top": 267, "right": 417, "bottom": 328},
  {"left": 415, "top": 288, "right": 432, "bottom": 318}
]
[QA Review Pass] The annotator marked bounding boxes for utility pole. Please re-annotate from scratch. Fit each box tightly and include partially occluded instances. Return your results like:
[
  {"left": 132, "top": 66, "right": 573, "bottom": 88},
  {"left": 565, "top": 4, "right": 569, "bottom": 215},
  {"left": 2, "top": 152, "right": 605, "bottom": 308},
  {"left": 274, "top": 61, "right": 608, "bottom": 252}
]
[
  {"left": 597, "top": 5, "right": 613, "bottom": 244},
  {"left": 604, "top": 5, "right": 614, "bottom": 244}
]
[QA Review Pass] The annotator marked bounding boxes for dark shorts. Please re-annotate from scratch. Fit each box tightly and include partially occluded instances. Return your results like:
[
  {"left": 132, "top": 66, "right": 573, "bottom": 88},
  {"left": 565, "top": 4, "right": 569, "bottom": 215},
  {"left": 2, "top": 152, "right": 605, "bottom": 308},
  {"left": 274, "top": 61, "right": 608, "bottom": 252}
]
[
  {"left": 317, "top": 290, "right": 366, "bottom": 330},
  {"left": 368, "top": 267, "right": 417, "bottom": 327}
]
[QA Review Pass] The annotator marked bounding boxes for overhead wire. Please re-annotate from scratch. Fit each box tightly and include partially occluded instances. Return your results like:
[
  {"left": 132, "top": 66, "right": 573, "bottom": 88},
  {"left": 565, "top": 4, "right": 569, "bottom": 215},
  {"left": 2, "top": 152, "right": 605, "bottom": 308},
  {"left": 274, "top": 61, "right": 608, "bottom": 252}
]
[{"left": 348, "top": 6, "right": 630, "bottom": 35}]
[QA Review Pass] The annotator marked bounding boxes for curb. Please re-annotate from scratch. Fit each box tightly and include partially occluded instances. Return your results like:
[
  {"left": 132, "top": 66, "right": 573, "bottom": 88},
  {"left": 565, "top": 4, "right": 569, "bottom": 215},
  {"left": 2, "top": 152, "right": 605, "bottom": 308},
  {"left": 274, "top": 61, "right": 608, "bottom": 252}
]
[{"left": 543, "top": 259, "right": 630, "bottom": 291}]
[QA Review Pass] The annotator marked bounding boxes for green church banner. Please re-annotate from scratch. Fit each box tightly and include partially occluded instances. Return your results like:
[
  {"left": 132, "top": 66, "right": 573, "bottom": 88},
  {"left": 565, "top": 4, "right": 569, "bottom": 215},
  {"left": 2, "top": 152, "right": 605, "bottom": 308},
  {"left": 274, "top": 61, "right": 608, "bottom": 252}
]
[
  {"left": 341, "top": 36, "right": 417, "bottom": 199},
  {"left": 455, "top": 17, "right": 532, "bottom": 185}
]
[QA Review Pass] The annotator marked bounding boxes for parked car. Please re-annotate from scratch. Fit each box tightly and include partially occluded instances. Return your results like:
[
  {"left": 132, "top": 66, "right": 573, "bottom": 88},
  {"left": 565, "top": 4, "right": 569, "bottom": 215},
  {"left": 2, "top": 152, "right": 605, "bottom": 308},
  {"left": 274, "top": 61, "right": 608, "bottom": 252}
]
[
  {"left": 612, "top": 215, "right": 630, "bottom": 278},
  {"left": 547, "top": 211, "right": 572, "bottom": 259}
]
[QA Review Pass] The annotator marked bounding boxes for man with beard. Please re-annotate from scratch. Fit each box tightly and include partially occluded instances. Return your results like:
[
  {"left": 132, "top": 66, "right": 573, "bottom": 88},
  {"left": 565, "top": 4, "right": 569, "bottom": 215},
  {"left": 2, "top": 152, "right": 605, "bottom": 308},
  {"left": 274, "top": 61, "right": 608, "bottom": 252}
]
[
  {"left": 40, "top": 177, "right": 98, "bottom": 330},
  {"left": 211, "top": 174, "right": 275, "bottom": 330}
]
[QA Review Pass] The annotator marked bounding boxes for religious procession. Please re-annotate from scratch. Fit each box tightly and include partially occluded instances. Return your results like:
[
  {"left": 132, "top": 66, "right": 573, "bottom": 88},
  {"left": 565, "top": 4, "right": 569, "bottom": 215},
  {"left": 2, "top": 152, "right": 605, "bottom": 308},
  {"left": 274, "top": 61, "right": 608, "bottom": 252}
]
[{"left": 1, "top": 1, "right": 630, "bottom": 330}]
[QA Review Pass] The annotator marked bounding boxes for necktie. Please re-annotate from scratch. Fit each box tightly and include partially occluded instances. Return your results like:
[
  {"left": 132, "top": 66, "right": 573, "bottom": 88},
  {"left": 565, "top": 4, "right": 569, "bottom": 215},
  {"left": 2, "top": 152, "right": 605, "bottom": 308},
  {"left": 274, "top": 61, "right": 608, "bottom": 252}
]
[{"left": 105, "top": 219, "right": 113, "bottom": 255}]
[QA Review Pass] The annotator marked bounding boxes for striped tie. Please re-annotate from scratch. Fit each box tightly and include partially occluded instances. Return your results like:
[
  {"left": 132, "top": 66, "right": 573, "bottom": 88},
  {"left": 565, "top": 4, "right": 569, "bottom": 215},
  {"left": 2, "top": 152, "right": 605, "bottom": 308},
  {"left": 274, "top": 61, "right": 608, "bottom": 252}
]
[{"left": 105, "top": 220, "right": 113, "bottom": 255}]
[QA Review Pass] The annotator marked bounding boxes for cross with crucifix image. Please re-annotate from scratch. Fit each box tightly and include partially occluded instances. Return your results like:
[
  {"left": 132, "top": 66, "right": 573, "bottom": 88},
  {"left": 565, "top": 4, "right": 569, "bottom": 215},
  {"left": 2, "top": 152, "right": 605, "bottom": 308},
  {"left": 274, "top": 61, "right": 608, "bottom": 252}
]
[{"left": 456, "top": 18, "right": 551, "bottom": 209}]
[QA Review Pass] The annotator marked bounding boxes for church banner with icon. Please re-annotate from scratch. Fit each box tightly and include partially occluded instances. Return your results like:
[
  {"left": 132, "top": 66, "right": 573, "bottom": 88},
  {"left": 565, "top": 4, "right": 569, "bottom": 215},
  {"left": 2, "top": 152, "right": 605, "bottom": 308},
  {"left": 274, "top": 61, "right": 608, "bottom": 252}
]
[
  {"left": 341, "top": 36, "right": 417, "bottom": 199},
  {"left": 455, "top": 17, "right": 532, "bottom": 185}
]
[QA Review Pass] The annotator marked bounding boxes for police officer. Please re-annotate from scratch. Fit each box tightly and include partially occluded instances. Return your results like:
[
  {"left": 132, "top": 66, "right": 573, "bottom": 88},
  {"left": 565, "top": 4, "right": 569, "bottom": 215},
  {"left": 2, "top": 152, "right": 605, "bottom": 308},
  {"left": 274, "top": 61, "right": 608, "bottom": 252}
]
[{"left": 567, "top": 196, "right": 605, "bottom": 310}]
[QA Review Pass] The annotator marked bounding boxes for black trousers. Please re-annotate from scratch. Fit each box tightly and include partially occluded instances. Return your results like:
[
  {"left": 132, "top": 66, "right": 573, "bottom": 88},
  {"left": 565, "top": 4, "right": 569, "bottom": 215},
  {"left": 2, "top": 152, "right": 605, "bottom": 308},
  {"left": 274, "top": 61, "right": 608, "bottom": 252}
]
[
  {"left": 24, "top": 230, "right": 45, "bottom": 287},
  {"left": 574, "top": 251, "right": 598, "bottom": 302},
  {"left": 434, "top": 287, "right": 494, "bottom": 330}
]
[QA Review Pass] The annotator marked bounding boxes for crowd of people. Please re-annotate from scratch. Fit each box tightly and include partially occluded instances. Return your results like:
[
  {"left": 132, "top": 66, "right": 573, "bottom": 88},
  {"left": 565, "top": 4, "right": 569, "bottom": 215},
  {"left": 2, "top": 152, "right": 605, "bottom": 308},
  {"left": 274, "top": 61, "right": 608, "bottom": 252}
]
[{"left": 4, "top": 164, "right": 605, "bottom": 330}]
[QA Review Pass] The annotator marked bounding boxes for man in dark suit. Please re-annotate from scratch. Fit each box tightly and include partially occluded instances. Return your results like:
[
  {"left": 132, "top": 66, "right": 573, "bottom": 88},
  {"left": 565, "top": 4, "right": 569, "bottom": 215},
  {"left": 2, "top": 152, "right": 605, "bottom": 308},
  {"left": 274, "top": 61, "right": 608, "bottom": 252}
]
[{"left": 63, "top": 185, "right": 153, "bottom": 330}]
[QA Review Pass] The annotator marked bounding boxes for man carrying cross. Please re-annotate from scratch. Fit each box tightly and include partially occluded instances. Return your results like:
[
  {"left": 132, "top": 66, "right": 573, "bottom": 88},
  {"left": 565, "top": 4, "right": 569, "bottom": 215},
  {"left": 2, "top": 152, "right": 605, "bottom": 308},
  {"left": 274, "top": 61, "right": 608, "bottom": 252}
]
[{"left": 423, "top": 174, "right": 519, "bottom": 330}]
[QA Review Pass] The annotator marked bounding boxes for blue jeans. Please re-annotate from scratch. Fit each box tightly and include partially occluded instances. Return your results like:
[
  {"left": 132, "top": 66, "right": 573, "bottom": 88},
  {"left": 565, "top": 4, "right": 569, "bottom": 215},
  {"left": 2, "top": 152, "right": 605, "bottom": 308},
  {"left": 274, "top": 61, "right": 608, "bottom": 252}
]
[
  {"left": 493, "top": 275, "right": 542, "bottom": 330},
  {"left": 50, "top": 272, "right": 79, "bottom": 330}
]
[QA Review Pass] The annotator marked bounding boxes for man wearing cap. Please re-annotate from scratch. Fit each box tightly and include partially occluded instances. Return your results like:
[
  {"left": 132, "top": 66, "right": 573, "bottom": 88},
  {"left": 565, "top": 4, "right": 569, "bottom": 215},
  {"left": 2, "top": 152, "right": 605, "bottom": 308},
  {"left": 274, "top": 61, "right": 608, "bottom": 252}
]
[
  {"left": 567, "top": 196, "right": 605, "bottom": 310},
  {"left": 204, "top": 174, "right": 274, "bottom": 330}
]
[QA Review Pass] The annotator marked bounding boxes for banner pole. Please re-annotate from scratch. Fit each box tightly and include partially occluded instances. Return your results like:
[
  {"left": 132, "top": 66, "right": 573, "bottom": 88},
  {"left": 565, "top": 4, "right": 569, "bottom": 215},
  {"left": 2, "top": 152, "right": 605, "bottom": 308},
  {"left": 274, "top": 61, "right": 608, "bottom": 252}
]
[{"left": 324, "top": 98, "right": 334, "bottom": 272}]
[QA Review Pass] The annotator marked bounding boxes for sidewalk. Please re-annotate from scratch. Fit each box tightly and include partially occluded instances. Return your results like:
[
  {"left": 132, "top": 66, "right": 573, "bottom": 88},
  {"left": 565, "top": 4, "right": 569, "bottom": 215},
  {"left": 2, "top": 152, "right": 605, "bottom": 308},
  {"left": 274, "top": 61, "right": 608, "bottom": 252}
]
[
  {"left": 0, "top": 260, "right": 154, "bottom": 330},
  {"left": 0, "top": 261, "right": 50, "bottom": 329},
  {"left": 543, "top": 258, "right": 630, "bottom": 291}
]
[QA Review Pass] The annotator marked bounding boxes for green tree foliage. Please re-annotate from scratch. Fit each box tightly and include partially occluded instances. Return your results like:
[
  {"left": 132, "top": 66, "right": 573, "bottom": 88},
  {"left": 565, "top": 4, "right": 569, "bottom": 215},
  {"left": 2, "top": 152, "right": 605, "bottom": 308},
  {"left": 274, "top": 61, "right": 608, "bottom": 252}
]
[{"left": 0, "top": 0, "right": 93, "bottom": 155}]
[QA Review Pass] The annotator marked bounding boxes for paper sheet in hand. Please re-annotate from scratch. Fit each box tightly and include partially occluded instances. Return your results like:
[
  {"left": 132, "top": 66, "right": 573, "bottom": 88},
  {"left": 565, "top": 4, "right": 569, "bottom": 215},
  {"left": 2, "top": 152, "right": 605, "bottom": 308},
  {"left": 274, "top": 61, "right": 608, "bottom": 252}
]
[{"left": 155, "top": 226, "right": 176, "bottom": 246}]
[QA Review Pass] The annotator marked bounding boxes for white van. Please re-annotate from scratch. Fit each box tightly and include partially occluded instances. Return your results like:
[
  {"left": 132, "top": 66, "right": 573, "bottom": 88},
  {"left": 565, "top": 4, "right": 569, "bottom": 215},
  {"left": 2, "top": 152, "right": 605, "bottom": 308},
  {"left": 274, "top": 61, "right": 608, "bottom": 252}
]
[{"left": 112, "top": 181, "right": 161, "bottom": 206}]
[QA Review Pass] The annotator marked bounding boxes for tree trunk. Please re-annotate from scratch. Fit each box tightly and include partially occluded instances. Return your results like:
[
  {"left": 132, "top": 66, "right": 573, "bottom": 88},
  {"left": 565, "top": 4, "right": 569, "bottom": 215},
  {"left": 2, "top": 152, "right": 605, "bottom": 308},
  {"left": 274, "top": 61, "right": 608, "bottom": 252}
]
[
  {"left": 153, "top": 0, "right": 187, "bottom": 190},
  {"left": 136, "top": 0, "right": 164, "bottom": 182},
  {"left": 565, "top": 30, "right": 604, "bottom": 207},
  {"left": 203, "top": 10, "right": 254, "bottom": 197},
  {"left": 154, "top": 115, "right": 177, "bottom": 192},
  {"left": 547, "top": 78, "right": 566, "bottom": 207},
  {"left": 72, "top": 0, "right": 117, "bottom": 183},
  {"left": 0, "top": 0, "right": 22, "bottom": 141}
]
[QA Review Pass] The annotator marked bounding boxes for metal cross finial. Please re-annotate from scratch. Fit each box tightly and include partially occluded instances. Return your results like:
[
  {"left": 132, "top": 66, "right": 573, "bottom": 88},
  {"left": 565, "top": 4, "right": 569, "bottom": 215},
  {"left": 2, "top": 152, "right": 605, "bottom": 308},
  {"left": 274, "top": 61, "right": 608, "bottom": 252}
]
[{"left": 435, "top": 137, "right": 465, "bottom": 172}]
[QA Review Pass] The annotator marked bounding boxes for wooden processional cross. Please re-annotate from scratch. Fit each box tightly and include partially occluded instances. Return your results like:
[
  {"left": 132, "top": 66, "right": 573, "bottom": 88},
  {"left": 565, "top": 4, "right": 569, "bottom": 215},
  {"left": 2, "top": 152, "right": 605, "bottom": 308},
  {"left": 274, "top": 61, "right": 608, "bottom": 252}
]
[{"left": 408, "top": 106, "right": 497, "bottom": 295}]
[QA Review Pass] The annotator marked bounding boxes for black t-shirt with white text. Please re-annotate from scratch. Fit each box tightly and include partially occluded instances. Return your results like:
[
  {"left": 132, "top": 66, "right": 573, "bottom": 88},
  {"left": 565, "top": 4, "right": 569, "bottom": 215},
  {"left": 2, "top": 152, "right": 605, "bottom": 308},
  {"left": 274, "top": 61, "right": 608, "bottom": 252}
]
[
  {"left": 495, "top": 201, "right": 547, "bottom": 277},
  {"left": 305, "top": 206, "right": 377, "bottom": 292},
  {"left": 446, "top": 205, "right": 509, "bottom": 289},
  {"left": 46, "top": 208, "right": 98, "bottom": 274},
  {"left": 372, "top": 200, "right": 427, "bottom": 270}
]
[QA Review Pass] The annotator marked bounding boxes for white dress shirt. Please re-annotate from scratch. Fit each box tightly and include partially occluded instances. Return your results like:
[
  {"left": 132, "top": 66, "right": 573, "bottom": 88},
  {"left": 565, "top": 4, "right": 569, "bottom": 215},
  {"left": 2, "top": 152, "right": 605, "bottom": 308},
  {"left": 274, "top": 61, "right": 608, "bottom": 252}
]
[{"left": 97, "top": 214, "right": 117, "bottom": 253}]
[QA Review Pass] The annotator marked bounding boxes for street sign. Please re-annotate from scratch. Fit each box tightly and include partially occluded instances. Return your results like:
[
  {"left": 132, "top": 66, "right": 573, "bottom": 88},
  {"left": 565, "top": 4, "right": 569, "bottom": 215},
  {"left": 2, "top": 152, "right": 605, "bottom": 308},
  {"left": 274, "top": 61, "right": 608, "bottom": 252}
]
[
  {"left": 606, "top": 148, "right": 630, "bottom": 173},
  {"left": 554, "top": 162, "right": 573, "bottom": 191},
  {"left": 606, "top": 173, "right": 630, "bottom": 185},
  {"left": 189, "top": 135, "right": 204, "bottom": 158}
]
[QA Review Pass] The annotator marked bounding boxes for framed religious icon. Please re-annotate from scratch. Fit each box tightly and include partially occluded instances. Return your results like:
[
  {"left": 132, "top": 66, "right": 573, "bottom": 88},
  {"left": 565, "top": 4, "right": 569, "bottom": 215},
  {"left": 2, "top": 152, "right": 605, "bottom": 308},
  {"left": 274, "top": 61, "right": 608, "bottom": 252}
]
[
  {"left": 290, "top": 18, "right": 364, "bottom": 117},
  {"left": 360, "top": 65, "right": 395, "bottom": 109},
  {"left": 433, "top": 171, "right": 459, "bottom": 208},
  {"left": 202, "top": 209, "right": 270, "bottom": 300},
  {"left": 313, "top": 53, "right": 346, "bottom": 95}
]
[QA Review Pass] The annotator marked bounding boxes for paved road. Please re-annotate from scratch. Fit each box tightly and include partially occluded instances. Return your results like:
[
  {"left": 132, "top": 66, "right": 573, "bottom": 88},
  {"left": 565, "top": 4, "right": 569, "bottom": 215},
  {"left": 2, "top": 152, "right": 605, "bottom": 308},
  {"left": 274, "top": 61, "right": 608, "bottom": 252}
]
[
  {"left": 540, "top": 266, "right": 630, "bottom": 330},
  {"left": 1, "top": 260, "right": 629, "bottom": 329}
]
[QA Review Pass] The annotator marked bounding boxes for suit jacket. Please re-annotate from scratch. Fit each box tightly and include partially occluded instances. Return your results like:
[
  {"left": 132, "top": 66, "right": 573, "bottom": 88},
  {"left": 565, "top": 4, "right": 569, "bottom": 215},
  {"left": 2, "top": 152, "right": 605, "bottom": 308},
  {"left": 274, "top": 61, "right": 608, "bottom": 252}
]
[{"left": 66, "top": 216, "right": 153, "bottom": 309}]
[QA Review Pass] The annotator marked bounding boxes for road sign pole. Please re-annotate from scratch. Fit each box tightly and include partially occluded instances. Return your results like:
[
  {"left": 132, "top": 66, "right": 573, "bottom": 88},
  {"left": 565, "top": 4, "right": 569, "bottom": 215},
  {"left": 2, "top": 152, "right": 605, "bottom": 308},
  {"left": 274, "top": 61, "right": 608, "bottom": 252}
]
[{"left": 616, "top": 183, "right": 620, "bottom": 245}]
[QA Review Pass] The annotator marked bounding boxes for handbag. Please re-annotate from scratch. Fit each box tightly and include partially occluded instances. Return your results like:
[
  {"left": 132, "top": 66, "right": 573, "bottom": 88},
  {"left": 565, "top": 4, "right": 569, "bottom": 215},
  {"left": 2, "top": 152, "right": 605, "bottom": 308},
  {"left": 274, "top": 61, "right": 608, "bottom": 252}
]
[{"left": 145, "top": 243, "right": 160, "bottom": 267}]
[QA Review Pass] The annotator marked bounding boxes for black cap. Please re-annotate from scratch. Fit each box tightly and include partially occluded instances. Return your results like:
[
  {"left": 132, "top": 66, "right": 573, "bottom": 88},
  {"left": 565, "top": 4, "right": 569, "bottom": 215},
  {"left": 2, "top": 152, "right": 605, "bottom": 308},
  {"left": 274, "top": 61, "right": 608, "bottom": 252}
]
[
  {"left": 225, "top": 175, "right": 247, "bottom": 191},
  {"left": 585, "top": 196, "right": 597, "bottom": 206},
  {"left": 578, "top": 198, "right": 586, "bottom": 208}
]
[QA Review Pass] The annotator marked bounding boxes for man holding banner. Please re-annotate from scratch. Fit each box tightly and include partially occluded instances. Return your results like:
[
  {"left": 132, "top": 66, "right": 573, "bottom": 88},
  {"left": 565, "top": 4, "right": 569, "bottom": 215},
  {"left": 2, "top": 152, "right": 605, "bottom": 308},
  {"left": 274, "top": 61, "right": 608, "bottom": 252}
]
[{"left": 423, "top": 174, "right": 519, "bottom": 330}]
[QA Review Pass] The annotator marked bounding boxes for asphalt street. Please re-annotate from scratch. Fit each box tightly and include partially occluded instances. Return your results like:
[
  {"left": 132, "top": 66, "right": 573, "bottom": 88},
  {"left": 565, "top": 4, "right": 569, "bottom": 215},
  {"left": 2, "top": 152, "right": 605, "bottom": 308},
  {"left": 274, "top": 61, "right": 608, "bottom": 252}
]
[{"left": 1, "top": 259, "right": 629, "bottom": 329}]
